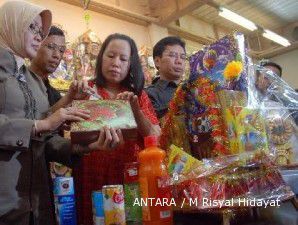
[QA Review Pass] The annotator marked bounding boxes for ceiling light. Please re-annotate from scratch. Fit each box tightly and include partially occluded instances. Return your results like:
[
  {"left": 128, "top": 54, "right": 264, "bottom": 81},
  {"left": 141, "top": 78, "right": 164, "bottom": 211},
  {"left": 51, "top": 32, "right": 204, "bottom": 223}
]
[
  {"left": 218, "top": 7, "right": 257, "bottom": 31},
  {"left": 262, "top": 29, "right": 291, "bottom": 47}
]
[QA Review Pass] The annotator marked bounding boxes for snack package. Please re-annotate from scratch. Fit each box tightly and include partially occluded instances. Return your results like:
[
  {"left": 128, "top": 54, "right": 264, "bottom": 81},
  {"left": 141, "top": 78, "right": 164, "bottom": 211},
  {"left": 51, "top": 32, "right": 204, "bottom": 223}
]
[
  {"left": 235, "top": 108, "right": 268, "bottom": 153},
  {"left": 167, "top": 145, "right": 201, "bottom": 176}
]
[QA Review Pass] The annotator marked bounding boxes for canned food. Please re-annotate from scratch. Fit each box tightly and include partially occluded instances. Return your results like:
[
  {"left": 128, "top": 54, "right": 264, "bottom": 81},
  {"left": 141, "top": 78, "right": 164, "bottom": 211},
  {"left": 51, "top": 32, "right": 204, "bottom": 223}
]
[
  {"left": 102, "top": 185, "right": 126, "bottom": 225},
  {"left": 92, "top": 191, "right": 104, "bottom": 225}
]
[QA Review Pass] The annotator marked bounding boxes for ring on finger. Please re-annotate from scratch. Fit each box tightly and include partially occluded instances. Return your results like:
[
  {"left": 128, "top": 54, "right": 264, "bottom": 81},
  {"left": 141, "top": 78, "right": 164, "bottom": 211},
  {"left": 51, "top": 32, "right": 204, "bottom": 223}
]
[
  {"left": 66, "top": 107, "right": 72, "bottom": 113},
  {"left": 109, "top": 142, "right": 117, "bottom": 149}
]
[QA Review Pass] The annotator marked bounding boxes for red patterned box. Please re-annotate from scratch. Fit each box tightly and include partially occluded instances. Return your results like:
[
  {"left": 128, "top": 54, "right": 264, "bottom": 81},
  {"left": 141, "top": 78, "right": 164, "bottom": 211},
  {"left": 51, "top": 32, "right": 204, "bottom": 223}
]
[{"left": 70, "top": 100, "right": 137, "bottom": 144}]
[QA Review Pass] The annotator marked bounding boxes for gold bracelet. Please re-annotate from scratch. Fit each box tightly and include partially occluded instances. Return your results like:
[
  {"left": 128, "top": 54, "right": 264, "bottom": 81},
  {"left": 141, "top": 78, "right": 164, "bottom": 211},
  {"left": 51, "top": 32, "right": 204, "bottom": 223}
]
[
  {"left": 33, "top": 120, "right": 37, "bottom": 137},
  {"left": 34, "top": 120, "right": 39, "bottom": 136}
]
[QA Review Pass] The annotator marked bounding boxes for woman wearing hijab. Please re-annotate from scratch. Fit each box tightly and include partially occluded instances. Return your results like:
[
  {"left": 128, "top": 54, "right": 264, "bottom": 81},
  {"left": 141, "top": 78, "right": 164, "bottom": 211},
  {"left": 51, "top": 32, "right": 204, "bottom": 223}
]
[{"left": 0, "top": 1, "right": 102, "bottom": 225}]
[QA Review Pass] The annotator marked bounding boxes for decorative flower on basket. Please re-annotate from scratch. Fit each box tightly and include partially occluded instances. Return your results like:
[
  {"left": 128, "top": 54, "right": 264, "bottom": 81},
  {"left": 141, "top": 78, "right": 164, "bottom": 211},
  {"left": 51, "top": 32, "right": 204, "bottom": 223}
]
[
  {"left": 223, "top": 60, "right": 243, "bottom": 89},
  {"left": 162, "top": 34, "right": 250, "bottom": 158}
]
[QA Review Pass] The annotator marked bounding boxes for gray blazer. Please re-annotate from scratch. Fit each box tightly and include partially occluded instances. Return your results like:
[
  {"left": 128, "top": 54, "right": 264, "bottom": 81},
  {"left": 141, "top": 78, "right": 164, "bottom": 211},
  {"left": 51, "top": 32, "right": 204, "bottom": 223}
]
[{"left": 0, "top": 47, "right": 73, "bottom": 225}]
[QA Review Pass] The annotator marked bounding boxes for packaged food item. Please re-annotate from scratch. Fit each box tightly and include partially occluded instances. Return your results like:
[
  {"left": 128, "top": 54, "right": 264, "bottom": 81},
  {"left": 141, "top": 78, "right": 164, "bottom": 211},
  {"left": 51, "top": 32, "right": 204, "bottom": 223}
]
[
  {"left": 124, "top": 162, "right": 142, "bottom": 223},
  {"left": 167, "top": 145, "right": 201, "bottom": 175},
  {"left": 92, "top": 191, "right": 104, "bottom": 225},
  {"left": 53, "top": 177, "right": 77, "bottom": 225},
  {"left": 102, "top": 185, "right": 126, "bottom": 225}
]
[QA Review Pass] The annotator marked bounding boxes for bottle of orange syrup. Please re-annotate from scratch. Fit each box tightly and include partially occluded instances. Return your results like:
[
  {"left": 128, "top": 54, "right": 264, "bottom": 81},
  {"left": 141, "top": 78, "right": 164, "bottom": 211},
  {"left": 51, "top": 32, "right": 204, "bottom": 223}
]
[{"left": 138, "top": 136, "right": 173, "bottom": 225}]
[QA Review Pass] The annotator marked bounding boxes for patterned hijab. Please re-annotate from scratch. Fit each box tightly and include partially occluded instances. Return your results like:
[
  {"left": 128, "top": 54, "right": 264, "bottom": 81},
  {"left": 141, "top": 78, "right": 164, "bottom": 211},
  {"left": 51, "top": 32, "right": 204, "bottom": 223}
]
[{"left": 0, "top": 0, "right": 52, "bottom": 58}]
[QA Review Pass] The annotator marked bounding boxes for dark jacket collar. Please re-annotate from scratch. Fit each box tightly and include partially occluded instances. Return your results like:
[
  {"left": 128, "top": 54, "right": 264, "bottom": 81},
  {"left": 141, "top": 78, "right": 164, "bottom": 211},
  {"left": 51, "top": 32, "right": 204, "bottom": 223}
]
[{"left": 152, "top": 76, "right": 178, "bottom": 90}]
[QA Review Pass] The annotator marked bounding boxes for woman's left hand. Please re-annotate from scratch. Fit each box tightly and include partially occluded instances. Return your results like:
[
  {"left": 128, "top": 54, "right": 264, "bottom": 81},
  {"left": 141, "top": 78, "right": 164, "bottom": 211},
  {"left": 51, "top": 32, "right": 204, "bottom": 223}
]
[
  {"left": 117, "top": 91, "right": 161, "bottom": 137},
  {"left": 66, "top": 79, "right": 90, "bottom": 101},
  {"left": 116, "top": 91, "right": 140, "bottom": 113},
  {"left": 88, "top": 126, "right": 124, "bottom": 151}
]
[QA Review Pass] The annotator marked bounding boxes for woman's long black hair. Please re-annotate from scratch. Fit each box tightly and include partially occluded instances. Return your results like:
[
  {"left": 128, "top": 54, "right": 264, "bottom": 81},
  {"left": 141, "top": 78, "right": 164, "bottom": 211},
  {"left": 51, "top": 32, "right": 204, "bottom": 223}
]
[{"left": 95, "top": 33, "right": 144, "bottom": 96}]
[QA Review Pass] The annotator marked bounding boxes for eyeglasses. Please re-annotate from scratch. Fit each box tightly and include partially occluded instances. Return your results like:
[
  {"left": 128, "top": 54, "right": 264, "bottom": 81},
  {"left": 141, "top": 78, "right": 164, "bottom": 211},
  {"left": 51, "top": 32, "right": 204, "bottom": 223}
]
[
  {"left": 44, "top": 43, "right": 66, "bottom": 55},
  {"left": 164, "top": 51, "right": 187, "bottom": 61},
  {"left": 29, "top": 23, "right": 44, "bottom": 39}
]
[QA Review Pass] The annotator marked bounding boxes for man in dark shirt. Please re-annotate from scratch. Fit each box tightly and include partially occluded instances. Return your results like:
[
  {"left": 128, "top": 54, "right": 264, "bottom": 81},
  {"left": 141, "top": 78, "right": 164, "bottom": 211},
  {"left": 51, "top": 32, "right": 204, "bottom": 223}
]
[
  {"left": 30, "top": 26, "right": 66, "bottom": 106},
  {"left": 145, "top": 36, "right": 186, "bottom": 119}
]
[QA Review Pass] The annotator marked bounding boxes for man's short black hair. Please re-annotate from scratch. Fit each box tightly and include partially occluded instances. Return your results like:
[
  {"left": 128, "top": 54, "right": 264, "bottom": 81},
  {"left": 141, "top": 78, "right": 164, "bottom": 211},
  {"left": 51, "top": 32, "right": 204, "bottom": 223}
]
[
  {"left": 48, "top": 26, "right": 65, "bottom": 37},
  {"left": 153, "top": 36, "right": 185, "bottom": 59},
  {"left": 260, "top": 61, "right": 282, "bottom": 77}
]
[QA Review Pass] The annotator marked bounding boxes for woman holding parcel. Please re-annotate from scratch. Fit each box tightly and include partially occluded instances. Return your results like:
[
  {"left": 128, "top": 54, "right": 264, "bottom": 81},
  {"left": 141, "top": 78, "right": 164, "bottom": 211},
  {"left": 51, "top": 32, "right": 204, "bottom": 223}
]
[{"left": 75, "top": 33, "right": 160, "bottom": 225}]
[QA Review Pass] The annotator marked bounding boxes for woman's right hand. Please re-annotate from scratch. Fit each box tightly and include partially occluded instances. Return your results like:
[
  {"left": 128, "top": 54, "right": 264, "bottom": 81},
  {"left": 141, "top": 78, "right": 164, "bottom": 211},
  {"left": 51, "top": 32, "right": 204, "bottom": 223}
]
[
  {"left": 35, "top": 107, "right": 90, "bottom": 133},
  {"left": 88, "top": 126, "right": 124, "bottom": 151}
]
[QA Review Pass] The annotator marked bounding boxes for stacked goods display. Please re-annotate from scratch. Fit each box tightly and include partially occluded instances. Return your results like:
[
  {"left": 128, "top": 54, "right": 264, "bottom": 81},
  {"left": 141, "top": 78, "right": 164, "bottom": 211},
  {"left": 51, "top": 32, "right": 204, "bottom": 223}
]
[
  {"left": 139, "top": 45, "right": 155, "bottom": 87},
  {"left": 160, "top": 33, "right": 296, "bottom": 211}
]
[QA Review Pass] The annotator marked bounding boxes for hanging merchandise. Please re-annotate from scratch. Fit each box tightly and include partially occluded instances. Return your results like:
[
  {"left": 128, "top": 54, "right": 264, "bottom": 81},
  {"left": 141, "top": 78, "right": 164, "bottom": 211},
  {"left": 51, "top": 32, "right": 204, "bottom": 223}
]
[
  {"left": 71, "top": 29, "right": 102, "bottom": 81},
  {"left": 139, "top": 45, "right": 155, "bottom": 86},
  {"left": 49, "top": 10, "right": 102, "bottom": 91},
  {"left": 50, "top": 29, "right": 101, "bottom": 92}
]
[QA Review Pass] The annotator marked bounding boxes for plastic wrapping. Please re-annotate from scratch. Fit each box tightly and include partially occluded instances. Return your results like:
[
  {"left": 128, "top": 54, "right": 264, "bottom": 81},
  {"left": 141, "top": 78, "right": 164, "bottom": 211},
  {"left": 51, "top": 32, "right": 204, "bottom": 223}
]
[
  {"left": 161, "top": 33, "right": 251, "bottom": 158},
  {"left": 172, "top": 151, "right": 294, "bottom": 210},
  {"left": 160, "top": 33, "right": 297, "bottom": 211},
  {"left": 252, "top": 65, "right": 298, "bottom": 167}
]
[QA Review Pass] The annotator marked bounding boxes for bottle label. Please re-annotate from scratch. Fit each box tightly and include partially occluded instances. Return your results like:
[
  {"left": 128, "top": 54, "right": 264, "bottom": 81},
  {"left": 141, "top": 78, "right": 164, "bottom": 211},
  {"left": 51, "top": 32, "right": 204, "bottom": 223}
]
[
  {"left": 157, "top": 176, "right": 172, "bottom": 220},
  {"left": 160, "top": 210, "right": 171, "bottom": 219},
  {"left": 139, "top": 177, "right": 150, "bottom": 221}
]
